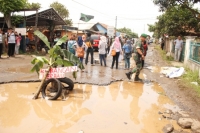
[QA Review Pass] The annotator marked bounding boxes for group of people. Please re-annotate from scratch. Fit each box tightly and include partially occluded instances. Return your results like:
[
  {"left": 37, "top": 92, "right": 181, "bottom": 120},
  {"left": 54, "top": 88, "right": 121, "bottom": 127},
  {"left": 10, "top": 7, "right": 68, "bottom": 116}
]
[
  {"left": 0, "top": 28, "right": 22, "bottom": 58},
  {"left": 65, "top": 32, "right": 149, "bottom": 81}
]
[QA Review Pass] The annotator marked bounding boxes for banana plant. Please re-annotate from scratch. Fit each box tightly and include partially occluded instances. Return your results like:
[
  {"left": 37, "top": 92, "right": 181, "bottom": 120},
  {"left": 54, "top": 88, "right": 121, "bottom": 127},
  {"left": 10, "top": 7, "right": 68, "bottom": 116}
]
[{"left": 31, "top": 30, "right": 84, "bottom": 99}]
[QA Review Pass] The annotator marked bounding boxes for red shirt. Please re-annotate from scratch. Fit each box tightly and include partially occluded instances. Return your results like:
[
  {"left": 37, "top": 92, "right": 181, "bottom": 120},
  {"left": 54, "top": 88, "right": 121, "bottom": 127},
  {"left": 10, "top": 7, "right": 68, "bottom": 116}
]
[{"left": 143, "top": 43, "right": 148, "bottom": 56}]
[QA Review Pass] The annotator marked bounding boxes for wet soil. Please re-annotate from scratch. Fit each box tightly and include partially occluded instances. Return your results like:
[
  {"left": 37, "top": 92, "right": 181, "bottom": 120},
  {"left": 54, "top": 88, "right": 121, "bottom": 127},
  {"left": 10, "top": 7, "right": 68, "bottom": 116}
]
[
  {"left": 0, "top": 82, "right": 189, "bottom": 133},
  {"left": 142, "top": 45, "right": 200, "bottom": 120}
]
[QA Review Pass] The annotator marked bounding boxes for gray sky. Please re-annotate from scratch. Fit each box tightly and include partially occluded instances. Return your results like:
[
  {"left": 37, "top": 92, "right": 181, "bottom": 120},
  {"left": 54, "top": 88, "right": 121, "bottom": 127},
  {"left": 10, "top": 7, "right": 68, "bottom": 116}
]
[
  {"left": 29, "top": 0, "right": 163, "bottom": 36},
  {"left": 1, "top": 0, "right": 163, "bottom": 36}
]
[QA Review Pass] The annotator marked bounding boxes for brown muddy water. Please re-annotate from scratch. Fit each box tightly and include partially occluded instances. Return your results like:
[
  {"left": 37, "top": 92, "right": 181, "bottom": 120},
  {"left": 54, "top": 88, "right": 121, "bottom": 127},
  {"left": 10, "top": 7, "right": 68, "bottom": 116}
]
[{"left": 0, "top": 81, "right": 185, "bottom": 133}]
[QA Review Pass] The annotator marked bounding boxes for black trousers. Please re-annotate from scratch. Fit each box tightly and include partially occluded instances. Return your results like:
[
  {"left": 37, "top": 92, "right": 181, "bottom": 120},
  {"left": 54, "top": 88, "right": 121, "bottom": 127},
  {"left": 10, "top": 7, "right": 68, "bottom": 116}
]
[
  {"left": 8, "top": 43, "right": 15, "bottom": 56},
  {"left": 142, "top": 60, "right": 144, "bottom": 68},
  {"left": 111, "top": 52, "right": 120, "bottom": 69},
  {"left": 85, "top": 48, "right": 94, "bottom": 65},
  {"left": 107, "top": 46, "right": 110, "bottom": 54},
  {"left": 161, "top": 43, "right": 164, "bottom": 50},
  {"left": 0, "top": 43, "right": 2, "bottom": 58}
]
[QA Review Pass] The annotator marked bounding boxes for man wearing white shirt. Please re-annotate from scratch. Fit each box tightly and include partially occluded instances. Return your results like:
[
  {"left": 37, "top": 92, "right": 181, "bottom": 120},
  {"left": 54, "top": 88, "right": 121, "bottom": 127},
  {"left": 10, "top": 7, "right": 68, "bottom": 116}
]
[
  {"left": 7, "top": 28, "right": 16, "bottom": 57},
  {"left": 174, "top": 36, "right": 183, "bottom": 62}
]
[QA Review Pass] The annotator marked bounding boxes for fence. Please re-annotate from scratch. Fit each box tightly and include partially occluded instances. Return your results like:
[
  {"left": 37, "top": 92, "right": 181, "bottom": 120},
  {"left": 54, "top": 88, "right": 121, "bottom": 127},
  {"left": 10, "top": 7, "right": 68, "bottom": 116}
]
[{"left": 189, "top": 42, "right": 200, "bottom": 64}]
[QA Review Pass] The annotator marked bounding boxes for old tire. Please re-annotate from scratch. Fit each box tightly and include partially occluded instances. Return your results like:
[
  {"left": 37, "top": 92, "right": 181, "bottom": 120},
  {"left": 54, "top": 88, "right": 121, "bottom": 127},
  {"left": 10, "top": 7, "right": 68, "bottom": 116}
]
[
  {"left": 58, "top": 78, "right": 74, "bottom": 91},
  {"left": 41, "top": 78, "right": 62, "bottom": 100}
]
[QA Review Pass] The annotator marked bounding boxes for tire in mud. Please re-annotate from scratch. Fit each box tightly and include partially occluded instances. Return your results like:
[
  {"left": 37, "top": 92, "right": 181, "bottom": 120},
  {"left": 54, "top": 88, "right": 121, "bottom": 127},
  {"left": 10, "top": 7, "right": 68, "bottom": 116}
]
[
  {"left": 41, "top": 78, "right": 62, "bottom": 100},
  {"left": 58, "top": 78, "right": 74, "bottom": 91}
]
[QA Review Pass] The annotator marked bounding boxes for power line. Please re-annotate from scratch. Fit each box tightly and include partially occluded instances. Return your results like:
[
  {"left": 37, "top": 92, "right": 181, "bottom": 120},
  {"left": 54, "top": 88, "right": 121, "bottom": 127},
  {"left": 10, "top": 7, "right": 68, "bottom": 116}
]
[
  {"left": 71, "top": 0, "right": 158, "bottom": 21},
  {"left": 71, "top": 0, "right": 114, "bottom": 19}
]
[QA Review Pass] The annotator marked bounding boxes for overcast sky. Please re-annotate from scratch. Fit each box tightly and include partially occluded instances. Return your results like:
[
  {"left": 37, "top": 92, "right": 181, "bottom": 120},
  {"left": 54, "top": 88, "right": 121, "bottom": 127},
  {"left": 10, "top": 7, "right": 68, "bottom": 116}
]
[{"left": 1, "top": 0, "right": 164, "bottom": 36}]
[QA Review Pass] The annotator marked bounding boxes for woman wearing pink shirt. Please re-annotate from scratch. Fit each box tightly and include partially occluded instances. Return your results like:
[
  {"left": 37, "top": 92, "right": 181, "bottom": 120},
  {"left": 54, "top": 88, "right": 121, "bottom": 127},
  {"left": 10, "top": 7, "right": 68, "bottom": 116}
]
[
  {"left": 109, "top": 37, "right": 122, "bottom": 69},
  {"left": 15, "top": 33, "right": 21, "bottom": 55}
]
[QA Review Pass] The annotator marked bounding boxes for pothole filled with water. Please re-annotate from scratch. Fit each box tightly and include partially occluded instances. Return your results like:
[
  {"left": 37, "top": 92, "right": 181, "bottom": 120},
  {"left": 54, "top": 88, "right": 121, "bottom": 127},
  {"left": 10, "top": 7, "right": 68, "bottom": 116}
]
[{"left": 0, "top": 81, "right": 189, "bottom": 133}]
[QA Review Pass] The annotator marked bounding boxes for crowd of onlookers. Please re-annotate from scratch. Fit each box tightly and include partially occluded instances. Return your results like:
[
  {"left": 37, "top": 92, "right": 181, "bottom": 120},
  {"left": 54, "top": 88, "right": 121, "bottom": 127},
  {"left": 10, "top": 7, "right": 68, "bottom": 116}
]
[
  {"left": 0, "top": 28, "right": 22, "bottom": 58},
  {"left": 62, "top": 32, "right": 150, "bottom": 72},
  {"left": 0, "top": 28, "right": 150, "bottom": 73}
]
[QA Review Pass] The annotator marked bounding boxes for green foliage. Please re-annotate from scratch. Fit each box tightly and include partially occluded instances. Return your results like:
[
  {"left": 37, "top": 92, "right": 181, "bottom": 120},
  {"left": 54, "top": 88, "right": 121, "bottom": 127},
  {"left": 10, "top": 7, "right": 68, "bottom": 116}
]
[
  {"left": 11, "top": 15, "right": 23, "bottom": 26},
  {"left": 50, "top": 2, "right": 72, "bottom": 26},
  {"left": 181, "top": 67, "right": 200, "bottom": 95},
  {"left": 26, "top": 2, "right": 41, "bottom": 9},
  {"left": 117, "top": 27, "right": 138, "bottom": 38},
  {"left": 64, "top": 19, "right": 73, "bottom": 26},
  {"left": 153, "top": 0, "right": 200, "bottom": 16},
  {"left": 31, "top": 30, "right": 84, "bottom": 79},
  {"left": 50, "top": 2, "right": 69, "bottom": 19},
  {"left": 155, "top": 45, "right": 173, "bottom": 63},
  {"left": 148, "top": 6, "right": 199, "bottom": 38},
  {"left": 31, "top": 56, "right": 49, "bottom": 74},
  {"left": 34, "top": 30, "right": 51, "bottom": 49},
  {"left": 0, "top": 0, "right": 27, "bottom": 15}
]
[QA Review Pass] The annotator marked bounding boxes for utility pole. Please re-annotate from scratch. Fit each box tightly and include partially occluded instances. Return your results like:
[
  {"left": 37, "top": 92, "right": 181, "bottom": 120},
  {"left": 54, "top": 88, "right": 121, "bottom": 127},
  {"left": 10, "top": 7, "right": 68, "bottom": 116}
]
[{"left": 115, "top": 16, "right": 117, "bottom": 37}]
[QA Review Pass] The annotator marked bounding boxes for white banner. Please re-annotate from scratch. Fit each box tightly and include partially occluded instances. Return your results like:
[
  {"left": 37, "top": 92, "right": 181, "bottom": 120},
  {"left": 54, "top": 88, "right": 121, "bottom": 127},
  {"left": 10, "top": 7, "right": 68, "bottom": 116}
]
[
  {"left": 15, "top": 28, "right": 26, "bottom": 36},
  {"left": 39, "top": 66, "right": 77, "bottom": 79},
  {"left": 107, "top": 26, "right": 115, "bottom": 37}
]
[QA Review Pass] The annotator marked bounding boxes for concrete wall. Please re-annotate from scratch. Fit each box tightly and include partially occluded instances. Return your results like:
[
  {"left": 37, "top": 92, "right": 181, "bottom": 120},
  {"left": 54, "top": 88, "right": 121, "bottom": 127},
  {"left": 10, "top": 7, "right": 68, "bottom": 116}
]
[
  {"left": 184, "top": 36, "right": 200, "bottom": 78},
  {"left": 186, "top": 60, "right": 200, "bottom": 78},
  {"left": 164, "top": 38, "right": 174, "bottom": 57}
]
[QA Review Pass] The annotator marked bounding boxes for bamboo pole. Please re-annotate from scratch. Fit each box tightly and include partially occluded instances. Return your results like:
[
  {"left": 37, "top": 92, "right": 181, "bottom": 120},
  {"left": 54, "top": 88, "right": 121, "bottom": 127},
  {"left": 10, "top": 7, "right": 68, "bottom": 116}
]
[{"left": 32, "top": 66, "right": 51, "bottom": 99}]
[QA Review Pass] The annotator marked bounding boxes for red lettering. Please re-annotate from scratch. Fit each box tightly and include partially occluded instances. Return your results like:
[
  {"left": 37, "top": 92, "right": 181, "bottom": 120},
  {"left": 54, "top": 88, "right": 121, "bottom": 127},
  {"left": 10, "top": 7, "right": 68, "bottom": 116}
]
[
  {"left": 53, "top": 68, "right": 57, "bottom": 73},
  {"left": 57, "top": 68, "right": 60, "bottom": 73}
]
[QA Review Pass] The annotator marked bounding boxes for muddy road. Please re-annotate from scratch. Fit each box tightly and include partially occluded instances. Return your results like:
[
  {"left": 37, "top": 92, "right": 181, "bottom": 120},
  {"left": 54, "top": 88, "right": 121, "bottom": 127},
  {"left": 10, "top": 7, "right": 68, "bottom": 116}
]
[{"left": 0, "top": 44, "right": 200, "bottom": 133}]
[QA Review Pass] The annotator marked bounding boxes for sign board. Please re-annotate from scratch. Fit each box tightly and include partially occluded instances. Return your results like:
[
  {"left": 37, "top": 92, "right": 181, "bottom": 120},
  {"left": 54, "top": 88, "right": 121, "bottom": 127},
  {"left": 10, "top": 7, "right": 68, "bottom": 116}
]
[
  {"left": 39, "top": 66, "right": 78, "bottom": 79},
  {"left": 15, "top": 28, "right": 26, "bottom": 36},
  {"left": 107, "top": 26, "right": 115, "bottom": 37}
]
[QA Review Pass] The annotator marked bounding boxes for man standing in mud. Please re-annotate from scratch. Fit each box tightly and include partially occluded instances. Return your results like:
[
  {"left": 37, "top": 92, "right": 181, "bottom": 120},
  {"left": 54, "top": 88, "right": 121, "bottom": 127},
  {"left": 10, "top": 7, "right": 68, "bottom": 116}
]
[{"left": 125, "top": 33, "right": 147, "bottom": 81}]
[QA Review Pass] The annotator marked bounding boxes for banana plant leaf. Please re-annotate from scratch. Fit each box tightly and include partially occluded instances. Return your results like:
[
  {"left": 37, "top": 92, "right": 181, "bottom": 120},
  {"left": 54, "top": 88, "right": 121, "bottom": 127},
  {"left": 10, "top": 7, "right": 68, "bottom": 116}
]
[
  {"left": 31, "top": 56, "right": 50, "bottom": 74},
  {"left": 55, "top": 35, "right": 68, "bottom": 46},
  {"left": 62, "top": 49, "right": 84, "bottom": 70},
  {"left": 31, "top": 60, "right": 44, "bottom": 74},
  {"left": 34, "top": 30, "right": 50, "bottom": 49}
]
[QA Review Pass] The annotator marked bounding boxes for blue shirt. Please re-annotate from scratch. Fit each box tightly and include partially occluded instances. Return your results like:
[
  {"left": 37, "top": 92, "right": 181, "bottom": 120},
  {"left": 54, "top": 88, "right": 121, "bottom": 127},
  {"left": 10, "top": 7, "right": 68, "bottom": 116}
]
[{"left": 123, "top": 43, "right": 132, "bottom": 53}]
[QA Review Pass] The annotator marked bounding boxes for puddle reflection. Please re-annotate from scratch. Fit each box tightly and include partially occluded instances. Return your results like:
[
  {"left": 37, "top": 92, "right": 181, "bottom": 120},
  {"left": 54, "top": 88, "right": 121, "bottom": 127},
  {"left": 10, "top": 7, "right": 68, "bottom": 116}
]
[{"left": 0, "top": 82, "right": 182, "bottom": 133}]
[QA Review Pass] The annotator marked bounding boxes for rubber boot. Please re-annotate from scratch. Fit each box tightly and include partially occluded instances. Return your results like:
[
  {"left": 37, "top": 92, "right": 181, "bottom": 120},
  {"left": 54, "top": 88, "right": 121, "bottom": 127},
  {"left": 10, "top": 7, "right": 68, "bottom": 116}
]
[
  {"left": 134, "top": 75, "right": 143, "bottom": 82},
  {"left": 126, "top": 71, "right": 133, "bottom": 80}
]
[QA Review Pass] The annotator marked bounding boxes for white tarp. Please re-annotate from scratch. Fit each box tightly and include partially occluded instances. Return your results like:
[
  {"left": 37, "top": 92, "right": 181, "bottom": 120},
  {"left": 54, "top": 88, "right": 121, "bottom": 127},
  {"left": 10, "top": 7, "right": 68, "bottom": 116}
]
[{"left": 160, "top": 67, "right": 185, "bottom": 78}]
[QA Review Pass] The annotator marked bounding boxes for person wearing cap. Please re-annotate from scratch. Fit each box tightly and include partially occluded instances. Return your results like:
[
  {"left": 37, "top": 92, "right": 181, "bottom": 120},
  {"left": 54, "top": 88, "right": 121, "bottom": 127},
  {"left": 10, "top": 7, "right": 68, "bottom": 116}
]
[{"left": 125, "top": 33, "right": 147, "bottom": 81}]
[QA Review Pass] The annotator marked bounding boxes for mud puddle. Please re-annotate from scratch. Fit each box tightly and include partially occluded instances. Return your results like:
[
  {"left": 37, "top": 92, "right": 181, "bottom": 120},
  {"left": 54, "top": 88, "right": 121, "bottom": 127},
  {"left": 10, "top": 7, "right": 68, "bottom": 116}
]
[{"left": 0, "top": 82, "right": 188, "bottom": 133}]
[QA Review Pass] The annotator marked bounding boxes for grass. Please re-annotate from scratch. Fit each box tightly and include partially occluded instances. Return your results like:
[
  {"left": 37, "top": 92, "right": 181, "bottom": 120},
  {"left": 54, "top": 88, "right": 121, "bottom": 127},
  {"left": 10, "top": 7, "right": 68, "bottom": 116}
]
[
  {"left": 154, "top": 45, "right": 200, "bottom": 96},
  {"left": 180, "top": 68, "right": 200, "bottom": 95},
  {"left": 155, "top": 45, "right": 174, "bottom": 63}
]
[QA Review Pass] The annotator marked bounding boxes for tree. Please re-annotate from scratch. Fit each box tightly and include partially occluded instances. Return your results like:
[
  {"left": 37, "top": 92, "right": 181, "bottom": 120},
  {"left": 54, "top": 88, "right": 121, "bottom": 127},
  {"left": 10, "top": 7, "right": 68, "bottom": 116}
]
[
  {"left": 11, "top": 15, "right": 23, "bottom": 27},
  {"left": 0, "top": 0, "right": 41, "bottom": 28},
  {"left": 153, "top": 0, "right": 200, "bottom": 20},
  {"left": 117, "top": 27, "right": 138, "bottom": 38},
  {"left": 50, "top": 2, "right": 72, "bottom": 26},
  {"left": 148, "top": 6, "right": 199, "bottom": 38},
  {"left": 65, "top": 19, "right": 73, "bottom": 26},
  {"left": 26, "top": 2, "right": 41, "bottom": 9},
  {"left": 0, "top": 0, "right": 26, "bottom": 28}
]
